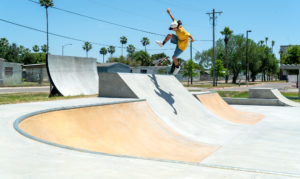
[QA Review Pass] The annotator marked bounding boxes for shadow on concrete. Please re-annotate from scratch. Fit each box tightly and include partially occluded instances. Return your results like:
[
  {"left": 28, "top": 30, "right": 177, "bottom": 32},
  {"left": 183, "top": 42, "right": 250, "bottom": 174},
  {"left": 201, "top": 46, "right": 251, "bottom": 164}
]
[{"left": 148, "top": 74, "right": 177, "bottom": 115}]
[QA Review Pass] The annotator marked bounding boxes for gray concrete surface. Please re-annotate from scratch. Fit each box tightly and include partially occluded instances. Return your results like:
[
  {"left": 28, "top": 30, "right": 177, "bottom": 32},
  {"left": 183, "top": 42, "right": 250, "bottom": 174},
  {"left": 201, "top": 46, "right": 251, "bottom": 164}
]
[
  {"left": 1, "top": 97, "right": 300, "bottom": 178},
  {"left": 48, "top": 55, "right": 98, "bottom": 96},
  {"left": 0, "top": 86, "right": 50, "bottom": 94}
]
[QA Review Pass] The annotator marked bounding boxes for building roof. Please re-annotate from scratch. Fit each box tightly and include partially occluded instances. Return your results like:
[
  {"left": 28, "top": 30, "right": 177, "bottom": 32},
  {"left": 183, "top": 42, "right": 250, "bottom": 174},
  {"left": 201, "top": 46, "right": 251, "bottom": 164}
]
[{"left": 97, "top": 62, "right": 130, "bottom": 68}]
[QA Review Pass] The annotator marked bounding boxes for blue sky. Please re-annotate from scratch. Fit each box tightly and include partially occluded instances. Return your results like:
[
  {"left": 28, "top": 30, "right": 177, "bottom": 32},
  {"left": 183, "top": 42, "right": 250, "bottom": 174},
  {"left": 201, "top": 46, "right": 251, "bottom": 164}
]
[{"left": 1, "top": 0, "right": 299, "bottom": 63}]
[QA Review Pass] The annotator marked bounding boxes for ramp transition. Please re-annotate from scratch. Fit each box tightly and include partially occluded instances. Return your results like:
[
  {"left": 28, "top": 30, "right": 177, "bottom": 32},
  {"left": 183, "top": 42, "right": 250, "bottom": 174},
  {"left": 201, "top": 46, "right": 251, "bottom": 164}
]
[
  {"left": 99, "top": 73, "right": 248, "bottom": 145},
  {"left": 47, "top": 55, "right": 98, "bottom": 96},
  {"left": 19, "top": 101, "right": 219, "bottom": 163},
  {"left": 193, "top": 92, "right": 264, "bottom": 125}
]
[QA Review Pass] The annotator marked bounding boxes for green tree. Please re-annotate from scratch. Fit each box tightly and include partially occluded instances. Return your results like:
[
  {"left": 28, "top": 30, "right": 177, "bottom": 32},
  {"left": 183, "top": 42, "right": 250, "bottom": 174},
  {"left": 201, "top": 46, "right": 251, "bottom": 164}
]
[
  {"left": 41, "top": 44, "right": 47, "bottom": 53},
  {"left": 141, "top": 37, "right": 150, "bottom": 52},
  {"left": 271, "top": 40, "right": 275, "bottom": 52},
  {"left": 134, "top": 50, "right": 151, "bottom": 66},
  {"left": 120, "top": 36, "right": 127, "bottom": 57},
  {"left": 210, "top": 59, "right": 227, "bottom": 85},
  {"left": 182, "top": 59, "right": 198, "bottom": 86},
  {"left": 82, "top": 41, "right": 92, "bottom": 57},
  {"left": 39, "top": 0, "right": 54, "bottom": 54},
  {"left": 220, "top": 26, "right": 233, "bottom": 83},
  {"left": 265, "top": 37, "right": 269, "bottom": 46},
  {"left": 32, "top": 45, "right": 40, "bottom": 53},
  {"left": 107, "top": 46, "right": 116, "bottom": 58},
  {"left": 99, "top": 47, "right": 107, "bottom": 63},
  {"left": 281, "top": 45, "right": 300, "bottom": 64},
  {"left": 126, "top": 44, "right": 135, "bottom": 58},
  {"left": 0, "top": 38, "right": 9, "bottom": 58}
]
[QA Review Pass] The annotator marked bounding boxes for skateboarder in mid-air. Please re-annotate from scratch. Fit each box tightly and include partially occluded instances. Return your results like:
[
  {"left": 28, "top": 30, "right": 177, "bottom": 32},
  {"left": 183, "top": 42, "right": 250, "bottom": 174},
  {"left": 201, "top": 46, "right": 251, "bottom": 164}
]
[{"left": 155, "top": 8, "right": 194, "bottom": 75}]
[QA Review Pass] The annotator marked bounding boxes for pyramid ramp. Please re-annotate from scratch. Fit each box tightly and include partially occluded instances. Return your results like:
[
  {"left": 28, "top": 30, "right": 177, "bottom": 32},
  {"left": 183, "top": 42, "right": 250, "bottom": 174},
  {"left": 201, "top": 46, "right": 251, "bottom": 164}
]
[{"left": 249, "top": 88, "right": 300, "bottom": 107}]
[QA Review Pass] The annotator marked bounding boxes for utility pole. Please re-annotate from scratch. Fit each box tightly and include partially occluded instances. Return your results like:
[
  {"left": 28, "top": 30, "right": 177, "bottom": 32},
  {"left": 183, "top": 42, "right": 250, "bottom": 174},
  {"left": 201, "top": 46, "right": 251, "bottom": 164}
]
[
  {"left": 206, "top": 9, "right": 222, "bottom": 86},
  {"left": 246, "top": 30, "right": 251, "bottom": 86},
  {"left": 190, "top": 39, "right": 193, "bottom": 60}
]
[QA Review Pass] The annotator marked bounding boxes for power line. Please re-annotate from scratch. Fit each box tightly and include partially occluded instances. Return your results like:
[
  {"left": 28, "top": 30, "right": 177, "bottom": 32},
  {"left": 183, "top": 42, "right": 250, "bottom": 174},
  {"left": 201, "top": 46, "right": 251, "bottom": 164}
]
[
  {"left": 0, "top": 18, "right": 123, "bottom": 48},
  {"left": 0, "top": 18, "right": 174, "bottom": 53},
  {"left": 27, "top": 0, "right": 210, "bottom": 42},
  {"left": 28, "top": 0, "right": 165, "bottom": 37}
]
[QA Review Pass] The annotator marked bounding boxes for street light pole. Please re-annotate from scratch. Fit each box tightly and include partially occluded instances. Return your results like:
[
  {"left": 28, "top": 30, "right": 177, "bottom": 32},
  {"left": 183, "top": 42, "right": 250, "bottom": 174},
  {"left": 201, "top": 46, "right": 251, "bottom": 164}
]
[
  {"left": 62, "top": 43, "right": 72, "bottom": 56},
  {"left": 246, "top": 30, "right": 251, "bottom": 87}
]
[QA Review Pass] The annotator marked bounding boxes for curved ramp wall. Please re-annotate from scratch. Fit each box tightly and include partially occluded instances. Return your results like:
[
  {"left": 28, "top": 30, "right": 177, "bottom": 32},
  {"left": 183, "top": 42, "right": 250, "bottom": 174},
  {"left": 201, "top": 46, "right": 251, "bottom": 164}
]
[
  {"left": 193, "top": 91, "right": 264, "bottom": 125},
  {"left": 48, "top": 55, "right": 98, "bottom": 96},
  {"left": 17, "top": 101, "right": 219, "bottom": 163}
]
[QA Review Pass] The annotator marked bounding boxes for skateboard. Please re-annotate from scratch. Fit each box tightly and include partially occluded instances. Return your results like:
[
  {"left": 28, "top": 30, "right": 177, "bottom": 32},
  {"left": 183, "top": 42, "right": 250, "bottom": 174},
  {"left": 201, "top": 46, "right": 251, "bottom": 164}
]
[{"left": 152, "top": 57, "right": 167, "bottom": 65}]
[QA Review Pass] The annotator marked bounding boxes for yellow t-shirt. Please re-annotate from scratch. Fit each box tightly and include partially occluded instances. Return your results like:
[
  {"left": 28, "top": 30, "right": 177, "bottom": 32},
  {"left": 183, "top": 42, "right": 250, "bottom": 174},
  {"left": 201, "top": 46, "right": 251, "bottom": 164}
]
[{"left": 175, "top": 21, "right": 190, "bottom": 51}]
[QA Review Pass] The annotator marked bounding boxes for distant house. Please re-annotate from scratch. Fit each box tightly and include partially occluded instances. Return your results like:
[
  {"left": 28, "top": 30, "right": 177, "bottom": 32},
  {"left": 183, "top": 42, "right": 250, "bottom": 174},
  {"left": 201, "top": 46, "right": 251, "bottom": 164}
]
[
  {"left": 97, "top": 63, "right": 130, "bottom": 73},
  {"left": 0, "top": 58, "right": 22, "bottom": 86},
  {"left": 279, "top": 45, "right": 300, "bottom": 80},
  {"left": 22, "top": 63, "right": 49, "bottom": 83}
]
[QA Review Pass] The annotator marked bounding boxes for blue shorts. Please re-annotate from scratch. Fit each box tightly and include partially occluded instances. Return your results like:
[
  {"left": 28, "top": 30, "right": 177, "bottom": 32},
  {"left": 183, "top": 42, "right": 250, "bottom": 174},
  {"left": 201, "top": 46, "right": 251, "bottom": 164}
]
[{"left": 170, "top": 34, "right": 183, "bottom": 58}]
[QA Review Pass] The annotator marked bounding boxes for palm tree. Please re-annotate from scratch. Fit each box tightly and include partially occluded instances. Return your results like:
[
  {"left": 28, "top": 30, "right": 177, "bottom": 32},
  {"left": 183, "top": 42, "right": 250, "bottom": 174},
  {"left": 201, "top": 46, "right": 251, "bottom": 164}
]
[
  {"left": 259, "top": 40, "right": 264, "bottom": 46},
  {"left": 82, "top": 42, "right": 92, "bottom": 57},
  {"left": 32, "top": 45, "right": 40, "bottom": 53},
  {"left": 41, "top": 44, "right": 47, "bottom": 53},
  {"left": 120, "top": 36, "right": 127, "bottom": 57},
  {"left": 39, "top": 0, "right": 54, "bottom": 54},
  {"left": 220, "top": 26, "right": 233, "bottom": 83},
  {"left": 99, "top": 47, "right": 108, "bottom": 63},
  {"left": 271, "top": 40, "right": 275, "bottom": 52},
  {"left": 107, "top": 46, "right": 115, "bottom": 58},
  {"left": 126, "top": 44, "right": 135, "bottom": 58},
  {"left": 265, "top": 37, "right": 268, "bottom": 46},
  {"left": 141, "top": 37, "right": 150, "bottom": 52}
]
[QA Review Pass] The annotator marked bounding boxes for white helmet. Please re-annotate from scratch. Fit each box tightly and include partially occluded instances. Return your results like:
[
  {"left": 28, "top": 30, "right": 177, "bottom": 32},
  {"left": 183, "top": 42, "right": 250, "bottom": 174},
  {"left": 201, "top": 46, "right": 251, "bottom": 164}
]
[{"left": 169, "top": 21, "right": 178, "bottom": 30}]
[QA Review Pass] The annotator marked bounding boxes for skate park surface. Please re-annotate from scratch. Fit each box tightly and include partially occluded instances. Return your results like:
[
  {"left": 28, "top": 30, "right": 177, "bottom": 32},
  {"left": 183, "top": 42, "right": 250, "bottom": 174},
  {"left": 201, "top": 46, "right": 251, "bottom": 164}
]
[{"left": 2, "top": 73, "right": 300, "bottom": 178}]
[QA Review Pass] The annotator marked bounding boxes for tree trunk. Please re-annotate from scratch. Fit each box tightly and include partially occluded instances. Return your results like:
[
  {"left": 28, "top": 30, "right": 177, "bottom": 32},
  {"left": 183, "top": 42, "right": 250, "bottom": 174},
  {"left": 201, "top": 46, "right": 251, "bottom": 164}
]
[
  {"left": 191, "top": 75, "right": 193, "bottom": 85},
  {"left": 102, "top": 55, "right": 104, "bottom": 63},
  {"left": 121, "top": 44, "right": 123, "bottom": 57},
  {"left": 225, "top": 41, "right": 229, "bottom": 83},
  {"left": 232, "top": 74, "right": 238, "bottom": 84}
]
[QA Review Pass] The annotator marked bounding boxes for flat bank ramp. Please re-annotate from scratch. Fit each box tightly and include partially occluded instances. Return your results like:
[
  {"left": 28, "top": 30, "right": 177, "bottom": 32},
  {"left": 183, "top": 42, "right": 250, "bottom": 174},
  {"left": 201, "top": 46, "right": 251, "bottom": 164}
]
[
  {"left": 249, "top": 88, "right": 300, "bottom": 107},
  {"left": 19, "top": 101, "right": 219, "bottom": 163},
  {"left": 193, "top": 92, "right": 264, "bottom": 125},
  {"left": 99, "top": 73, "right": 246, "bottom": 145},
  {"left": 48, "top": 55, "right": 98, "bottom": 96}
]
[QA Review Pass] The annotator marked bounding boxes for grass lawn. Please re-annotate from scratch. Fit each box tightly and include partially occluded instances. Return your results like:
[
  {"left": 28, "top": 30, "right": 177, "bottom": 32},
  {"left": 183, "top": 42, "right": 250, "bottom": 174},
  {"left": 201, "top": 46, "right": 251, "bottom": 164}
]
[
  {"left": 0, "top": 93, "right": 97, "bottom": 105},
  {"left": 184, "top": 82, "right": 258, "bottom": 88}
]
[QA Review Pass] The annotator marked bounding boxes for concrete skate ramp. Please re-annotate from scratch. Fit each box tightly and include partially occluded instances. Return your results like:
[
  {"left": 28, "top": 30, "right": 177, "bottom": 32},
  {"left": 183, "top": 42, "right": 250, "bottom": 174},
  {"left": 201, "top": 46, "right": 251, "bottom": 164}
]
[
  {"left": 249, "top": 88, "right": 300, "bottom": 107},
  {"left": 99, "top": 73, "right": 246, "bottom": 145},
  {"left": 48, "top": 55, "right": 98, "bottom": 96},
  {"left": 19, "top": 101, "right": 219, "bottom": 163},
  {"left": 193, "top": 92, "right": 263, "bottom": 125}
]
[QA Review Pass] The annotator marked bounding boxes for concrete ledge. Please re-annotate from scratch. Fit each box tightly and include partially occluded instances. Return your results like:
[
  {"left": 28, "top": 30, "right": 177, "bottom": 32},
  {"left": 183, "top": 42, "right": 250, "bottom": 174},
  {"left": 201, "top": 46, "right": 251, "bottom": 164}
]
[{"left": 223, "top": 97, "right": 288, "bottom": 106}]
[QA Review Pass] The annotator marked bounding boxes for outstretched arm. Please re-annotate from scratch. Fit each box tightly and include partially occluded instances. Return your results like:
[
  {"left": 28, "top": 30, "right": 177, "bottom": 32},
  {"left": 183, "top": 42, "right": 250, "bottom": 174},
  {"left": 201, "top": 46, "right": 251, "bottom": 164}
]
[
  {"left": 189, "top": 35, "right": 195, "bottom": 43},
  {"left": 167, "top": 8, "right": 175, "bottom": 22}
]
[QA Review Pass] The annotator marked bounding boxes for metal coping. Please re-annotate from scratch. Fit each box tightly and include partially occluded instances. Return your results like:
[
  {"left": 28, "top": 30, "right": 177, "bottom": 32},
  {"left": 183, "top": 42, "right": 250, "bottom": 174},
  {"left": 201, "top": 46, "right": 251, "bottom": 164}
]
[{"left": 13, "top": 99, "right": 300, "bottom": 178}]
